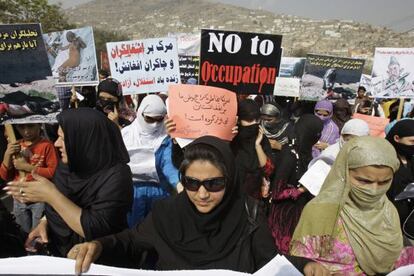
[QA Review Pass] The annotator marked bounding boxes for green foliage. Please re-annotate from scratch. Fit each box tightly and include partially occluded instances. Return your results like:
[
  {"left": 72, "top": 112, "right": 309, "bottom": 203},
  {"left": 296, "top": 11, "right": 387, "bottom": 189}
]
[
  {"left": 0, "top": 0, "right": 75, "bottom": 32},
  {"left": 93, "top": 28, "right": 129, "bottom": 67},
  {"left": 0, "top": 0, "right": 130, "bottom": 68}
]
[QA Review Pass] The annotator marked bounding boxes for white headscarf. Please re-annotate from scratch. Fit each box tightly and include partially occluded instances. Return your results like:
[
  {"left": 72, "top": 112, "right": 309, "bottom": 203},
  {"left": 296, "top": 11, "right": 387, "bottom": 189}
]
[
  {"left": 308, "top": 119, "right": 370, "bottom": 168},
  {"left": 122, "top": 95, "right": 167, "bottom": 151},
  {"left": 339, "top": 118, "right": 370, "bottom": 147}
]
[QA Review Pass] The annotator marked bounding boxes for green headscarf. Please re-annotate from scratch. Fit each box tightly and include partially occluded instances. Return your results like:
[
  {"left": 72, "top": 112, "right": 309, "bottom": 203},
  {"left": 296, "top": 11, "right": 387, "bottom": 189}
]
[{"left": 291, "top": 136, "right": 402, "bottom": 275}]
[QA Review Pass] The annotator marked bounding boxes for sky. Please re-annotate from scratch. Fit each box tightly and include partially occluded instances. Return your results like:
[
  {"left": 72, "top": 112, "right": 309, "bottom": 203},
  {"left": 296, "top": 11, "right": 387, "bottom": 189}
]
[{"left": 49, "top": 0, "right": 414, "bottom": 32}]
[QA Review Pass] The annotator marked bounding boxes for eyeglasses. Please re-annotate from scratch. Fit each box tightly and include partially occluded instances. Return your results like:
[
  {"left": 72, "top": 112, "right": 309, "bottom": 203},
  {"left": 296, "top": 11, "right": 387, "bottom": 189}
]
[
  {"left": 181, "top": 175, "right": 226, "bottom": 192},
  {"left": 143, "top": 114, "right": 164, "bottom": 123}
]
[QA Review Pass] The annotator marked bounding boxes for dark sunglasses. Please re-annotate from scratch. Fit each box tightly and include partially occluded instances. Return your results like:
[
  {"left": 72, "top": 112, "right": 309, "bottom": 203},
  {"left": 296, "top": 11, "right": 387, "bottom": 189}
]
[
  {"left": 143, "top": 114, "right": 164, "bottom": 123},
  {"left": 181, "top": 175, "right": 226, "bottom": 192}
]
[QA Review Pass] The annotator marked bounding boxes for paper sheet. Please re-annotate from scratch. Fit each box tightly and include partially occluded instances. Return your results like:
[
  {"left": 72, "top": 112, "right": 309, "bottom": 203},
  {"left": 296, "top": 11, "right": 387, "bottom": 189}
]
[
  {"left": 299, "top": 159, "right": 331, "bottom": 196},
  {"left": 253, "top": 255, "right": 302, "bottom": 276}
]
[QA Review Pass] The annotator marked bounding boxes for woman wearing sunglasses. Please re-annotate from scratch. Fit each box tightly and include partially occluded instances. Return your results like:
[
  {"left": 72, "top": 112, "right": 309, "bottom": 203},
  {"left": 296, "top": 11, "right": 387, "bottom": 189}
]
[{"left": 67, "top": 136, "right": 328, "bottom": 276}]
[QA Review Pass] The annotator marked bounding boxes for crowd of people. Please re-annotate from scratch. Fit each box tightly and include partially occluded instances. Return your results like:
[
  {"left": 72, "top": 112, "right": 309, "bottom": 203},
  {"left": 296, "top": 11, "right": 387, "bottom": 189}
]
[{"left": 1, "top": 74, "right": 414, "bottom": 275}]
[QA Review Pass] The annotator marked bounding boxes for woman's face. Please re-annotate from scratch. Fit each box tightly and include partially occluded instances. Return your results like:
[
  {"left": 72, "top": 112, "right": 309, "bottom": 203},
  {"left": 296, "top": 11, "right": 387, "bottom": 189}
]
[
  {"left": 394, "top": 135, "right": 414, "bottom": 146},
  {"left": 315, "top": 109, "right": 330, "bottom": 117},
  {"left": 185, "top": 160, "right": 226, "bottom": 214},
  {"left": 99, "top": 92, "right": 118, "bottom": 103},
  {"left": 54, "top": 126, "right": 68, "bottom": 164},
  {"left": 349, "top": 165, "right": 393, "bottom": 190}
]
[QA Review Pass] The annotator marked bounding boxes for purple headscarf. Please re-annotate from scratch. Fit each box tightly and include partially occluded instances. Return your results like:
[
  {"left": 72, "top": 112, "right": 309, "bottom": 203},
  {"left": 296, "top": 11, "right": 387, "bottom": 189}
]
[
  {"left": 313, "top": 100, "right": 340, "bottom": 158},
  {"left": 314, "top": 100, "right": 333, "bottom": 122}
]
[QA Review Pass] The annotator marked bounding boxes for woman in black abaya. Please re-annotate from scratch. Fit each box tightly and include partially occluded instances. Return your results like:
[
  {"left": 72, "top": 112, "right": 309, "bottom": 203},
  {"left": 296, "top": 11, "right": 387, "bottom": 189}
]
[{"left": 5, "top": 108, "right": 133, "bottom": 257}]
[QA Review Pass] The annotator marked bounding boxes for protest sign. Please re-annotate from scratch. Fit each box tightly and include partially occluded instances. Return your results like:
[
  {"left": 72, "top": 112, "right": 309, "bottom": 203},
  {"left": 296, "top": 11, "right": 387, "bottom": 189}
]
[
  {"left": 0, "top": 23, "right": 51, "bottom": 84},
  {"left": 371, "top": 48, "right": 414, "bottom": 98},
  {"left": 279, "top": 57, "right": 305, "bottom": 78},
  {"left": 199, "top": 29, "right": 282, "bottom": 95},
  {"left": 352, "top": 113, "right": 389, "bottom": 137},
  {"left": 179, "top": 55, "right": 199, "bottom": 84},
  {"left": 359, "top": 74, "right": 372, "bottom": 94},
  {"left": 168, "top": 84, "right": 237, "bottom": 140},
  {"left": 107, "top": 37, "right": 181, "bottom": 95},
  {"left": 43, "top": 26, "right": 99, "bottom": 86},
  {"left": 170, "top": 32, "right": 200, "bottom": 56},
  {"left": 301, "top": 54, "right": 365, "bottom": 101},
  {"left": 273, "top": 77, "right": 300, "bottom": 97},
  {"left": 0, "top": 23, "right": 60, "bottom": 124}
]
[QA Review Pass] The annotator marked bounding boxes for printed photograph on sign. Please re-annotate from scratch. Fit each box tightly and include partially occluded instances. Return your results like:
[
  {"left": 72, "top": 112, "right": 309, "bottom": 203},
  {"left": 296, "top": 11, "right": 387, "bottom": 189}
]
[
  {"left": 199, "top": 29, "right": 282, "bottom": 95},
  {"left": 107, "top": 37, "right": 181, "bottom": 95},
  {"left": 371, "top": 48, "right": 414, "bottom": 98},
  {"left": 43, "top": 26, "right": 99, "bottom": 86},
  {"left": 300, "top": 54, "right": 365, "bottom": 101},
  {"left": 0, "top": 23, "right": 60, "bottom": 124},
  {"left": 279, "top": 57, "right": 306, "bottom": 78}
]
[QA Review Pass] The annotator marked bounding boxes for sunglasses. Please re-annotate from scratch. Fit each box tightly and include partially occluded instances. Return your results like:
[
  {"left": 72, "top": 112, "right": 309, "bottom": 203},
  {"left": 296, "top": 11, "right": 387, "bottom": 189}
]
[
  {"left": 181, "top": 175, "right": 226, "bottom": 192},
  {"left": 143, "top": 114, "right": 164, "bottom": 123}
]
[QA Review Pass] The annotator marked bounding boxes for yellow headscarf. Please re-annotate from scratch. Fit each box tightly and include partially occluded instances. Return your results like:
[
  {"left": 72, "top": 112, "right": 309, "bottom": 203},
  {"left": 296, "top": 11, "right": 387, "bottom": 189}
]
[{"left": 291, "top": 136, "right": 402, "bottom": 275}]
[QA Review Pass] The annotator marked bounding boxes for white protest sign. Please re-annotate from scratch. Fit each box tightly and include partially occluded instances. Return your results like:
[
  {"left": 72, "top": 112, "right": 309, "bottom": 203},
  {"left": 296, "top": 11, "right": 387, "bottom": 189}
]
[
  {"left": 107, "top": 37, "right": 181, "bottom": 95},
  {"left": 273, "top": 77, "right": 301, "bottom": 97}
]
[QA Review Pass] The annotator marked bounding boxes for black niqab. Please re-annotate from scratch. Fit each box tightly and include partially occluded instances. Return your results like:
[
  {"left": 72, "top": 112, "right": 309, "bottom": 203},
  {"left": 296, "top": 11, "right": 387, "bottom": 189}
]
[{"left": 290, "top": 114, "right": 323, "bottom": 177}]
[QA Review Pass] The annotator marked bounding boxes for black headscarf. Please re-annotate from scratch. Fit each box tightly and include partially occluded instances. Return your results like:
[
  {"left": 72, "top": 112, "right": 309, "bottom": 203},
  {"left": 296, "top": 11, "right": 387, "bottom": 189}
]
[
  {"left": 332, "top": 99, "right": 352, "bottom": 131},
  {"left": 232, "top": 100, "right": 272, "bottom": 196},
  {"left": 290, "top": 114, "right": 324, "bottom": 177},
  {"left": 57, "top": 108, "right": 129, "bottom": 176},
  {"left": 97, "top": 78, "right": 122, "bottom": 98},
  {"left": 386, "top": 119, "right": 414, "bottom": 160},
  {"left": 46, "top": 108, "right": 132, "bottom": 256},
  {"left": 152, "top": 136, "right": 247, "bottom": 266}
]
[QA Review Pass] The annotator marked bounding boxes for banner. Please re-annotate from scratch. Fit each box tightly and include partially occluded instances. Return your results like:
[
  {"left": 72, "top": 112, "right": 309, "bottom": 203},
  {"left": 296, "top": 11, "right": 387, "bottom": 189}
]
[
  {"left": 199, "top": 29, "right": 282, "bottom": 95},
  {"left": 170, "top": 32, "right": 200, "bottom": 56},
  {"left": 0, "top": 255, "right": 301, "bottom": 275},
  {"left": 279, "top": 57, "right": 305, "bottom": 78},
  {"left": 273, "top": 77, "right": 300, "bottom": 97},
  {"left": 300, "top": 54, "right": 365, "bottom": 101},
  {"left": 107, "top": 37, "right": 181, "bottom": 95},
  {"left": 43, "top": 26, "right": 99, "bottom": 86},
  {"left": 371, "top": 48, "right": 414, "bottom": 98},
  {"left": 179, "top": 55, "right": 199, "bottom": 84},
  {"left": 0, "top": 23, "right": 51, "bottom": 84},
  {"left": 168, "top": 84, "right": 237, "bottom": 141},
  {"left": 352, "top": 113, "right": 389, "bottom": 137},
  {"left": 0, "top": 23, "right": 59, "bottom": 124}
]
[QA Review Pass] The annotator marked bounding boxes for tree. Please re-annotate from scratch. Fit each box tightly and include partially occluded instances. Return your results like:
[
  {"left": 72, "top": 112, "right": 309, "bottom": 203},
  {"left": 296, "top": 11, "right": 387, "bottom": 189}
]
[
  {"left": 0, "top": 0, "right": 75, "bottom": 32},
  {"left": 0, "top": 0, "right": 130, "bottom": 69}
]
